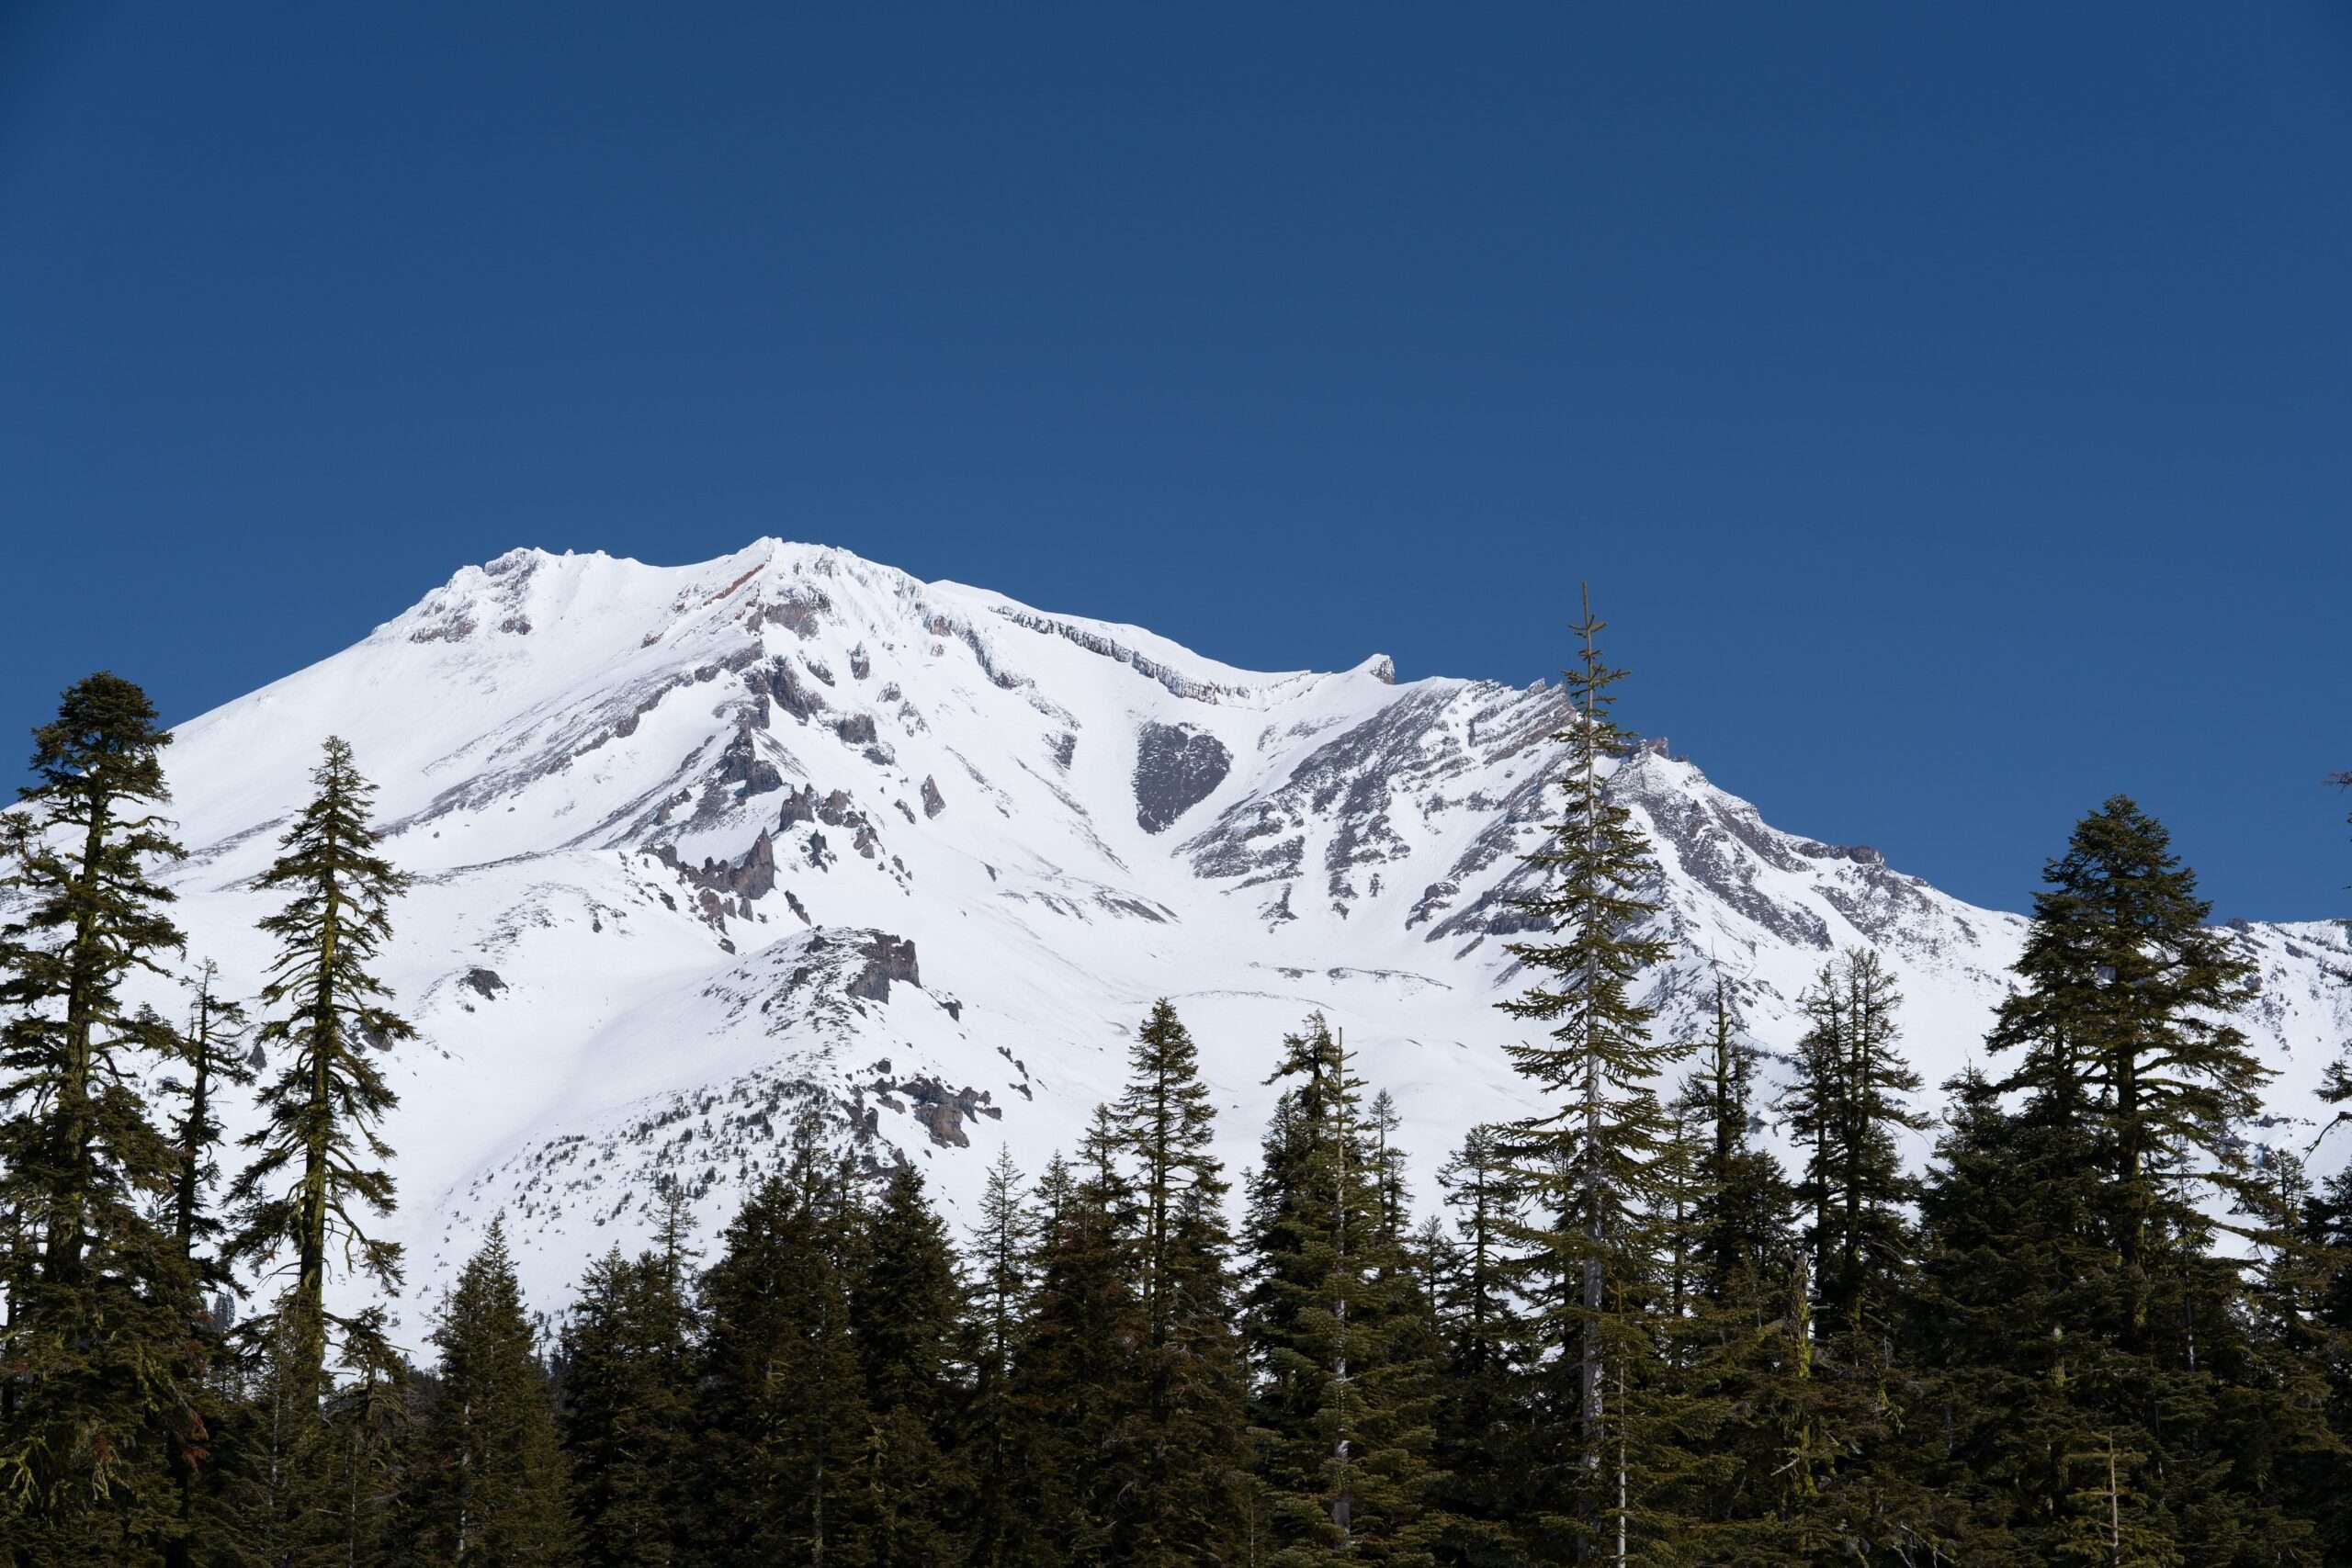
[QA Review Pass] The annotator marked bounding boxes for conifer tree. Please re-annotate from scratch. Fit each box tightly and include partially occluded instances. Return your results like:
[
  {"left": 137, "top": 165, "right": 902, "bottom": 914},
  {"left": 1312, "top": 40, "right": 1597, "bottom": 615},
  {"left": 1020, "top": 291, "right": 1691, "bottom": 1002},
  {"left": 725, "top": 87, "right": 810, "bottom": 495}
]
[
  {"left": 693, "top": 1123, "right": 869, "bottom": 1568},
  {"left": 1764, "top": 949, "right": 1928, "bottom": 1548},
  {"left": 960, "top": 1148, "right": 1032, "bottom": 1568},
  {"left": 409, "top": 1219, "right": 571, "bottom": 1566},
  {"left": 1989, "top": 795, "right": 2267, "bottom": 1345},
  {"left": 1915, "top": 798, "right": 2302, "bottom": 1562},
  {"left": 1429, "top": 1123, "right": 1532, "bottom": 1562},
  {"left": 162, "top": 963, "right": 252, "bottom": 1285},
  {"left": 1497, "top": 587, "right": 1701, "bottom": 1563},
  {"left": 560, "top": 1183, "right": 695, "bottom": 1568},
  {"left": 1006, "top": 1125, "right": 1139, "bottom": 1565},
  {"left": 0, "top": 671, "right": 199, "bottom": 1564},
  {"left": 1110, "top": 1000, "right": 1250, "bottom": 1565},
  {"left": 1245, "top": 1016, "right": 1442, "bottom": 1563},
  {"left": 219, "top": 736, "right": 413, "bottom": 1566},
  {"left": 1666, "top": 984, "right": 1815, "bottom": 1562},
  {"left": 152, "top": 965, "right": 254, "bottom": 1568},
  {"left": 845, "top": 1161, "right": 968, "bottom": 1566},
  {"left": 229, "top": 736, "right": 414, "bottom": 1380}
]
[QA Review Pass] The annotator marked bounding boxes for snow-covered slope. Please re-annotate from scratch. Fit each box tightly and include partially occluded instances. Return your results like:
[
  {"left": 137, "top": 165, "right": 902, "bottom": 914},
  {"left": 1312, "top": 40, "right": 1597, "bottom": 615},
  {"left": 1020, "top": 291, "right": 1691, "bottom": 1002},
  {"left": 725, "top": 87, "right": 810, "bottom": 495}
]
[{"left": 74, "top": 541, "right": 2352, "bottom": 1325}]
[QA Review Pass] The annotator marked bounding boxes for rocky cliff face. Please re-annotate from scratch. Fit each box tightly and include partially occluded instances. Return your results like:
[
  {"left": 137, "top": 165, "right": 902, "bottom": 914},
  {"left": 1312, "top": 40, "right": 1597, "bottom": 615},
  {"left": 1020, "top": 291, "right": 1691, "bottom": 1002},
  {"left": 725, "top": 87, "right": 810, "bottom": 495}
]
[{"left": 55, "top": 538, "right": 2345, "bottom": 1319}]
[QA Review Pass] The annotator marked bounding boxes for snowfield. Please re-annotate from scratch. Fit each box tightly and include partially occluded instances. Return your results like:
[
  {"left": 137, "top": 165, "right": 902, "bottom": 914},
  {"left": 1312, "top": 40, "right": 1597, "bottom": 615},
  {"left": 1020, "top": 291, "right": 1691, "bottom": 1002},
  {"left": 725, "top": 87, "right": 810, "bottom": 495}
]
[{"left": 51, "top": 539, "right": 2349, "bottom": 1334}]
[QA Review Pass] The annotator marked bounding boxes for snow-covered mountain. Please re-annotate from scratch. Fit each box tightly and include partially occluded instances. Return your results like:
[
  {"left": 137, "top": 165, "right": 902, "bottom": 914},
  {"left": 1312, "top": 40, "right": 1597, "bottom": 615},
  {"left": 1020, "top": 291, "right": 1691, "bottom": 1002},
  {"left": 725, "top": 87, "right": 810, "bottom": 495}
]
[{"left": 99, "top": 540, "right": 2352, "bottom": 1325}]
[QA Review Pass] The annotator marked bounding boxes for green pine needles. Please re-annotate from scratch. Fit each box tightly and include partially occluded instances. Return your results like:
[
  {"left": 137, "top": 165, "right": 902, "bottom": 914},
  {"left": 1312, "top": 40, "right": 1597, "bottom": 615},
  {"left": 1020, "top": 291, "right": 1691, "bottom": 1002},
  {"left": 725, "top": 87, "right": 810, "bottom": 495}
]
[{"left": 229, "top": 737, "right": 413, "bottom": 1371}]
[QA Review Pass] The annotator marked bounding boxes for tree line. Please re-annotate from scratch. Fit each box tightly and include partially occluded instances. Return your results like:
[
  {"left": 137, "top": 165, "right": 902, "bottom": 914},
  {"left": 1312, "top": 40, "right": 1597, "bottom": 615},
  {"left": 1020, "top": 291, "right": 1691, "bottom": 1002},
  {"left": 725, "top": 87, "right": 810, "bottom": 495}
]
[{"left": 2, "top": 602, "right": 2348, "bottom": 1565}]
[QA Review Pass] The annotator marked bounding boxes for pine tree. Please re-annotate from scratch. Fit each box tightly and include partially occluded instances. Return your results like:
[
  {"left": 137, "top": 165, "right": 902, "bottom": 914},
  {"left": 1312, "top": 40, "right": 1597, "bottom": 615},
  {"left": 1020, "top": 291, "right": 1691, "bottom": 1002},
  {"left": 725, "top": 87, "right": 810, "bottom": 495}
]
[
  {"left": 409, "top": 1220, "right": 571, "bottom": 1566},
  {"left": 1109, "top": 1000, "right": 1250, "bottom": 1565},
  {"left": 153, "top": 964, "right": 254, "bottom": 1568},
  {"left": 844, "top": 1162, "right": 968, "bottom": 1567},
  {"left": 1497, "top": 588, "right": 1702, "bottom": 1564},
  {"left": 0, "top": 671, "right": 200, "bottom": 1565},
  {"left": 1004, "top": 1132, "right": 1138, "bottom": 1566},
  {"left": 229, "top": 736, "right": 413, "bottom": 1378},
  {"left": 959, "top": 1149, "right": 1032, "bottom": 1568},
  {"left": 162, "top": 963, "right": 252, "bottom": 1288},
  {"left": 1429, "top": 1122, "right": 1532, "bottom": 1563},
  {"left": 1665, "top": 984, "right": 1816, "bottom": 1563},
  {"left": 560, "top": 1183, "right": 695, "bottom": 1568},
  {"left": 1990, "top": 796, "right": 2268, "bottom": 1348},
  {"left": 1914, "top": 797, "right": 2305, "bottom": 1563},
  {"left": 693, "top": 1124, "right": 870, "bottom": 1568},
  {"left": 220, "top": 736, "right": 413, "bottom": 1566},
  {"left": 2293, "top": 1144, "right": 2352, "bottom": 1556},
  {"left": 1766, "top": 953, "right": 1930, "bottom": 1548},
  {"left": 1244, "top": 1016, "right": 1442, "bottom": 1564}
]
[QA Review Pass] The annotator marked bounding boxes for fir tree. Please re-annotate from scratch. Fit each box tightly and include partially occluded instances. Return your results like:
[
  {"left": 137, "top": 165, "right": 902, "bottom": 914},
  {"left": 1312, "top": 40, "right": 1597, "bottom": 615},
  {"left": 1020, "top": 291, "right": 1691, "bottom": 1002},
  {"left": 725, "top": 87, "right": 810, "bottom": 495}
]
[
  {"left": 960, "top": 1149, "right": 1032, "bottom": 1568},
  {"left": 220, "top": 736, "right": 413, "bottom": 1566},
  {"left": 0, "top": 671, "right": 198, "bottom": 1564},
  {"left": 844, "top": 1162, "right": 968, "bottom": 1567},
  {"left": 409, "top": 1220, "right": 571, "bottom": 1566},
  {"left": 1245, "top": 1016, "right": 1442, "bottom": 1564},
  {"left": 560, "top": 1183, "right": 695, "bottom": 1568},
  {"left": 153, "top": 965, "right": 254, "bottom": 1568},
  {"left": 1988, "top": 796, "right": 2267, "bottom": 1347},
  {"left": 162, "top": 963, "right": 252, "bottom": 1286},
  {"left": 693, "top": 1124, "right": 869, "bottom": 1568},
  {"left": 1005, "top": 1127, "right": 1139, "bottom": 1566},
  {"left": 1109, "top": 1001, "right": 1250, "bottom": 1565},
  {"left": 229, "top": 736, "right": 413, "bottom": 1380},
  {"left": 1430, "top": 1122, "right": 1532, "bottom": 1563},
  {"left": 1496, "top": 588, "right": 1701, "bottom": 1563}
]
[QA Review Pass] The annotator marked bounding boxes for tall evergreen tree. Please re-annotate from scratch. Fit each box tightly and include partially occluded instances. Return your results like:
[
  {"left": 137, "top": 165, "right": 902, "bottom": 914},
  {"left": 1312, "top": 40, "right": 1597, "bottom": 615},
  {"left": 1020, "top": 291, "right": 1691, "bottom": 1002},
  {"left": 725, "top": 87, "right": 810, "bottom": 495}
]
[
  {"left": 1914, "top": 796, "right": 2309, "bottom": 1563},
  {"left": 1769, "top": 949, "right": 1928, "bottom": 1547},
  {"left": 153, "top": 964, "right": 254, "bottom": 1568},
  {"left": 1668, "top": 984, "right": 1815, "bottom": 1562},
  {"left": 408, "top": 1220, "right": 571, "bottom": 1567},
  {"left": 560, "top": 1183, "right": 695, "bottom": 1568},
  {"left": 161, "top": 964, "right": 252, "bottom": 1287},
  {"left": 692, "top": 1124, "right": 869, "bottom": 1568},
  {"left": 1496, "top": 588, "right": 1702, "bottom": 1564},
  {"left": 844, "top": 1162, "right": 968, "bottom": 1567},
  {"left": 222, "top": 736, "right": 413, "bottom": 1567},
  {"left": 1430, "top": 1123, "right": 1531, "bottom": 1564},
  {"left": 1245, "top": 1016, "right": 1442, "bottom": 1564},
  {"left": 959, "top": 1149, "right": 1032, "bottom": 1568},
  {"left": 0, "top": 671, "right": 198, "bottom": 1565},
  {"left": 1003, "top": 1127, "right": 1138, "bottom": 1567},
  {"left": 1109, "top": 1000, "right": 1250, "bottom": 1566},
  {"left": 1990, "top": 796, "right": 2268, "bottom": 1346},
  {"left": 229, "top": 736, "right": 413, "bottom": 1377}
]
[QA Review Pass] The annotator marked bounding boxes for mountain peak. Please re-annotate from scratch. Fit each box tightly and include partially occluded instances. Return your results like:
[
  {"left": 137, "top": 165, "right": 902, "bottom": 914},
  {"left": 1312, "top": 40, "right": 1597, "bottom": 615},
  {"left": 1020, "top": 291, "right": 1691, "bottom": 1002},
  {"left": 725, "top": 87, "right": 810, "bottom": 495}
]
[{"left": 120, "top": 538, "right": 2350, "bottom": 1316}]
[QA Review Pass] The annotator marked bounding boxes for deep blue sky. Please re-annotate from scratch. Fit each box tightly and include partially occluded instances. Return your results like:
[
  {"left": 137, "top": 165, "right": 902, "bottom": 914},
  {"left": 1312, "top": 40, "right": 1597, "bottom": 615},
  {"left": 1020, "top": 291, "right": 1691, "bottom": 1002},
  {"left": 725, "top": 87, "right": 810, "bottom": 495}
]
[{"left": 4, "top": 3, "right": 2346, "bottom": 919}]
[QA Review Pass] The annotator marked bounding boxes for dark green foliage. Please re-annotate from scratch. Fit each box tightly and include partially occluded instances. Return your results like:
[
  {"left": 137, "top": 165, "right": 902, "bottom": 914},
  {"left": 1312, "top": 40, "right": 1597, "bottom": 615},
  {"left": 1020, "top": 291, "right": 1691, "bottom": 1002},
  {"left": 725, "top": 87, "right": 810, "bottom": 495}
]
[
  {"left": 154, "top": 966, "right": 254, "bottom": 1568},
  {"left": 1109, "top": 1000, "right": 1250, "bottom": 1566},
  {"left": 1244, "top": 1014, "right": 1443, "bottom": 1564},
  {"left": 959, "top": 1149, "right": 1032, "bottom": 1568},
  {"left": 0, "top": 671, "right": 198, "bottom": 1564},
  {"left": 1905, "top": 796, "right": 2319, "bottom": 1564},
  {"left": 560, "top": 1184, "right": 695, "bottom": 1568},
  {"left": 406, "top": 1221, "right": 571, "bottom": 1566},
  {"left": 229, "top": 736, "right": 413, "bottom": 1374},
  {"left": 1003, "top": 1128, "right": 1139, "bottom": 1566},
  {"left": 692, "top": 1125, "right": 869, "bottom": 1568},
  {"left": 845, "top": 1162, "right": 969, "bottom": 1566},
  {"left": 1429, "top": 1122, "right": 1532, "bottom": 1562},
  {"left": 1497, "top": 590, "right": 1711, "bottom": 1562},
  {"left": 162, "top": 964, "right": 252, "bottom": 1288}
]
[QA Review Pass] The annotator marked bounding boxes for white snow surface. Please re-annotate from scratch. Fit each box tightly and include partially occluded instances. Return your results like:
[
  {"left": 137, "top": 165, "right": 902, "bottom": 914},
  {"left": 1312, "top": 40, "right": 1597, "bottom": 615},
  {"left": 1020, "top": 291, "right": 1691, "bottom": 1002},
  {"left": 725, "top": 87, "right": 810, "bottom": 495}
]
[{"left": 38, "top": 539, "right": 2350, "bottom": 1337}]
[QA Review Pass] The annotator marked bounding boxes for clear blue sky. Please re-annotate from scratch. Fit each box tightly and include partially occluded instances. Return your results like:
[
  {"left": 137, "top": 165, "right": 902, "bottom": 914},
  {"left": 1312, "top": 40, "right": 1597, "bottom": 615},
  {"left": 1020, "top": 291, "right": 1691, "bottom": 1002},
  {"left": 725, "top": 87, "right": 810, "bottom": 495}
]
[{"left": 4, "top": 3, "right": 2346, "bottom": 919}]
